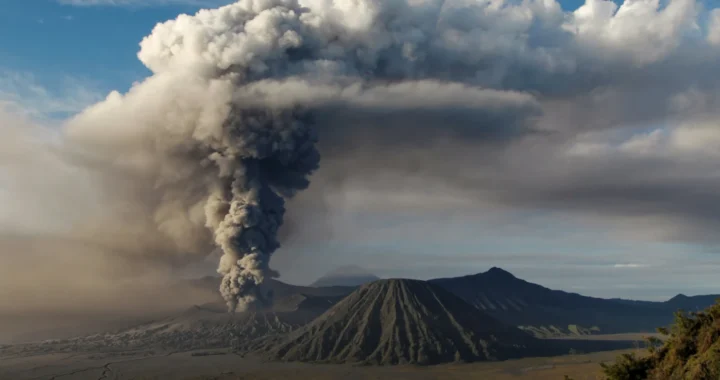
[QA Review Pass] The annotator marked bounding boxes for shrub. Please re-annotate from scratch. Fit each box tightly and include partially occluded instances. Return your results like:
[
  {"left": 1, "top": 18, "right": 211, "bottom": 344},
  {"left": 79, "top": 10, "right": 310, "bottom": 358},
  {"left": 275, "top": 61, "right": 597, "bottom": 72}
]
[
  {"left": 600, "top": 353, "right": 653, "bottom": 380},
  {"left": 601, "top": 299, "right": 720, "bottom": 380}
]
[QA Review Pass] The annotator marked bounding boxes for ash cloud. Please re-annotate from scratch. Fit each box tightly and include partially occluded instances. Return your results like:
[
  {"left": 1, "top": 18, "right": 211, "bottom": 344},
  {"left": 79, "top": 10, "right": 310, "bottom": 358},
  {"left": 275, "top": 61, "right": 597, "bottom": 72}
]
[
  {"left": 55, "top": 0, "right": 554, "bottom": 311},
  {"left": 283, "top": 0, "right": 720, "bottom": 247},
  {"left": 4, "top": 0, "right": 720, "bottom": 318}
]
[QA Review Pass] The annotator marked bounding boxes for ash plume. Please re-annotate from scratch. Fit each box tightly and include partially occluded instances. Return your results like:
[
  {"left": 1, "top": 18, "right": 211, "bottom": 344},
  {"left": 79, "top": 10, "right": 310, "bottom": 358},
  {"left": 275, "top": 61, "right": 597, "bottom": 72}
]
[
  {"left": 61, "top": 0, "right": 540, "bottom": 312},
  {"left": 10, "top": 0, "right": 713, "bottom": 313},
  {"left": 69, "top": 85, "right": 321, "bottom": 312},
  {"left": 207, "top": 108, "right": 320, "bottom": 311}
]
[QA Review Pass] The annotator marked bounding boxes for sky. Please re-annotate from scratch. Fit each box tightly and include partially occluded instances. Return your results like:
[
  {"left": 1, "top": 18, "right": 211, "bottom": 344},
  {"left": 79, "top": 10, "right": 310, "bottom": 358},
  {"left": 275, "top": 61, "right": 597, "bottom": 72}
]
[
  {"left": 3, "top": 0, "right": 720, "bottom": 305},
  {"left": 0, "top": 0, "right": 606, "bottom": 116}
]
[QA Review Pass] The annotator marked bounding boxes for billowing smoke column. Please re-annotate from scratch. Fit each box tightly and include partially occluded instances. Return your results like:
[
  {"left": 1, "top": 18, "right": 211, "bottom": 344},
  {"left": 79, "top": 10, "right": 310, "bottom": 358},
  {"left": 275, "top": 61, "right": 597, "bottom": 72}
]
[
  {"left": 64, "top": 0, "right": 558, "bottom": 311},
  {"left": 66, "top": 0, "right": 331, "bottom": 311},
  {"left": 207, "top": 109, "right": 319, "bottom": 311}
]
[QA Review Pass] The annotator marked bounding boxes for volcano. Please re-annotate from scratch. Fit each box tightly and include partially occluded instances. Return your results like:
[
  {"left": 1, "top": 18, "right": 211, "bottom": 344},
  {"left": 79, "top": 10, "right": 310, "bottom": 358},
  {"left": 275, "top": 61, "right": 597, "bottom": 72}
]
[{"left": 258, "top": 279, "right": 539, "bottom": 365}]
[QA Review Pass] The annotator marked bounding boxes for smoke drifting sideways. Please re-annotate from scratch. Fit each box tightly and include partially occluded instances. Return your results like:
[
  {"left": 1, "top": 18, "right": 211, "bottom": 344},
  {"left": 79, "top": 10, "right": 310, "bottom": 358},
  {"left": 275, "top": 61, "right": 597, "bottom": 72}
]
[{"left": 53, "top": 0, "right": 543, "bottom": 312}]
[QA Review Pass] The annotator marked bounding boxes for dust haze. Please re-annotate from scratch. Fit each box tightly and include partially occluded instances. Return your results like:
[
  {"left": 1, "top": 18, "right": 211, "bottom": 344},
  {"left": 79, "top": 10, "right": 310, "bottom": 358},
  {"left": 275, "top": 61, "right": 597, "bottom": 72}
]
[
  {"left": 0, "top": 110, "right": 217, "bottom": 343},
  {"left": 0, "top": 233, "right": 218, "bottom": 343}
]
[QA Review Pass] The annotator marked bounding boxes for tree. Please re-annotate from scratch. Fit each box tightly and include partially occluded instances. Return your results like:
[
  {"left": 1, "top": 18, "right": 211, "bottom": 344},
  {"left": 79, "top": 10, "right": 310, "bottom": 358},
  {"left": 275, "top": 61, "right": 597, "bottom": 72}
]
[
  {"left": 600, "top": 353, "right": 652, "bottom": 380},
  {"left": 601, "top": 298, "right": 720, "bottom": 380}
]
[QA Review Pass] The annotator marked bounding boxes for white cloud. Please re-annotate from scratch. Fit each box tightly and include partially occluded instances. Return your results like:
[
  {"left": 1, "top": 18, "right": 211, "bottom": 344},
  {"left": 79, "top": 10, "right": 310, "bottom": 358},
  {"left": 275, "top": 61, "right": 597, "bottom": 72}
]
[
  {"left": 669, "top": 122, "right": 720, "bottom": 156},
  {"left": 613, "top": 263, "right": 649, "bottom": 268},
  {"left": 567, "top": 0, "right": 699, "bottom": 65},
  {"left": 619, "top": 129, "right": 666, "bottom": 155},
  {"left": 565, "top": 119, "right": 720, "bottom": 159},
  {"left": 709, "top": 9, "right": 720, "bottom": 45}
]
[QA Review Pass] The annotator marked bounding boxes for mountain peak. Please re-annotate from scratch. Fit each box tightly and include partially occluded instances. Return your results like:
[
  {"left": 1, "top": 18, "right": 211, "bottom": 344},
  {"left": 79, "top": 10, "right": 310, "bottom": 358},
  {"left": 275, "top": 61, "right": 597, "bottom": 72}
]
[
  {"left": 485, "top": 267, "right": 516, "bottom": 278},
  {"left": 667, "top": 293, "right": 689, "bottom": 303},
  {"left": 260, "top": 277, "right": 534, "bottom": 364}
]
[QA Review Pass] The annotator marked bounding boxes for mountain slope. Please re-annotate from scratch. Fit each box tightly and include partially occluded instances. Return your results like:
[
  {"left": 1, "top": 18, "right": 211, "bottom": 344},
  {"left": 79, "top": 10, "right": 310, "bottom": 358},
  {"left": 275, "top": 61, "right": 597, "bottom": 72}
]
[
  {"left": 429, "top": 267, "right": 711, "bottom": 337},
  {"left": 258, "top": 279, "right": 538, "bottom": 365}
]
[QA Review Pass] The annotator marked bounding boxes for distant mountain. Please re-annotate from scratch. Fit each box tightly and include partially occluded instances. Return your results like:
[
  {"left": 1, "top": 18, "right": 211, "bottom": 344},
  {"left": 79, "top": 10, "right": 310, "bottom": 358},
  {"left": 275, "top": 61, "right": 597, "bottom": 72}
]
[
  {"left": 310, "top": 265, "right": 380, "bottom": 287},
  {"left": 608, "top": 294, "right": 720, "bottom": 310},
  {"left": 2, "top": 275, "right": 636, "bottom": 360},
  {"left": 429, "top": 267, "right": 719, "bottom": 337},
  {"left": 664, "top": 293, "right": 720, "bottom": 312},
  {"left": 5, "top": 270, "right": 713, "bottom": 358},
  {"left": 258, "top": 279, "right": 539, "bottom": 365}
]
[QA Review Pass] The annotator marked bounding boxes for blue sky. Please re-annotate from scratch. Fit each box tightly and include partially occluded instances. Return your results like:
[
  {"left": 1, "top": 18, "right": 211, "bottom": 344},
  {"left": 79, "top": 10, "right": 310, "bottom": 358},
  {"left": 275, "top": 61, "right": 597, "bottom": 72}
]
[
  {"left": 0, "top": 1, "right": 203, "bottom": 109},
  {"left": 0, "top": 0, "right": 608, "bottom": 99},
  {"left": 3, "top": 0, "right": 720, "bottom": 301}
]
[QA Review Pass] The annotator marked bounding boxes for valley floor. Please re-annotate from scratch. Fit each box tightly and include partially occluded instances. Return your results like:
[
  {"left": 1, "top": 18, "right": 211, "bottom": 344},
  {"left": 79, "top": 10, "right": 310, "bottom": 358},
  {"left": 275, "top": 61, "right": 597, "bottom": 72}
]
[
  {"left": 0, "top": 346, "right": 643, "bottom": 380},
  {"left": 546, "top": 332, "right": 666, "bottom": 341}
]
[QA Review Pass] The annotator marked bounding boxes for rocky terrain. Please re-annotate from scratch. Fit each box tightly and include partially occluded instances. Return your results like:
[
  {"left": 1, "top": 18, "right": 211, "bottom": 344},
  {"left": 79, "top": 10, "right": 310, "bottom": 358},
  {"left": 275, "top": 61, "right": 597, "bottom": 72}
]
[{"left": 0, "top": 293, "right": 341, "bottom": 357}]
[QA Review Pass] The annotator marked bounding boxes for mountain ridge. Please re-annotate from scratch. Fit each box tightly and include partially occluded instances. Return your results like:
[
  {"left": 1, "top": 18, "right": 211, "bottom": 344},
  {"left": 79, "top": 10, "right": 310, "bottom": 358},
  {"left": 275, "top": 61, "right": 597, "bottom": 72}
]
[
  {"left": 186, "top": 269, "right": 720, "bottom": 338},
  {"left": 429, "top": 268, "right": 719, "bottom": 337},
  {"left": 5, "top": 268, "right": 717, "bottom": 354}
]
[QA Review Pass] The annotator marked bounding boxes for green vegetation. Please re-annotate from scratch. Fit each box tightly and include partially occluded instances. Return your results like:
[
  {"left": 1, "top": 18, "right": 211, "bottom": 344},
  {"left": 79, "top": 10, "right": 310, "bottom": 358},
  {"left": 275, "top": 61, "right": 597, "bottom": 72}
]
[
  {"left": 600, "top": 353, "right": 653, "bottom": 380},
  {"left": 601, "top": 300, "right": 720, "bottom": 379}
]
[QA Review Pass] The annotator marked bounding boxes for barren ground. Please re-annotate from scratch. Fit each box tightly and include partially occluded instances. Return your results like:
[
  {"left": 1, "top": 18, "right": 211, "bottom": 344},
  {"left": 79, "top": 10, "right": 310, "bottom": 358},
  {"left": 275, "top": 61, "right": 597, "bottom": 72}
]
[{"left": 0, "top": 345, "right": 643, "bottom": 380}]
